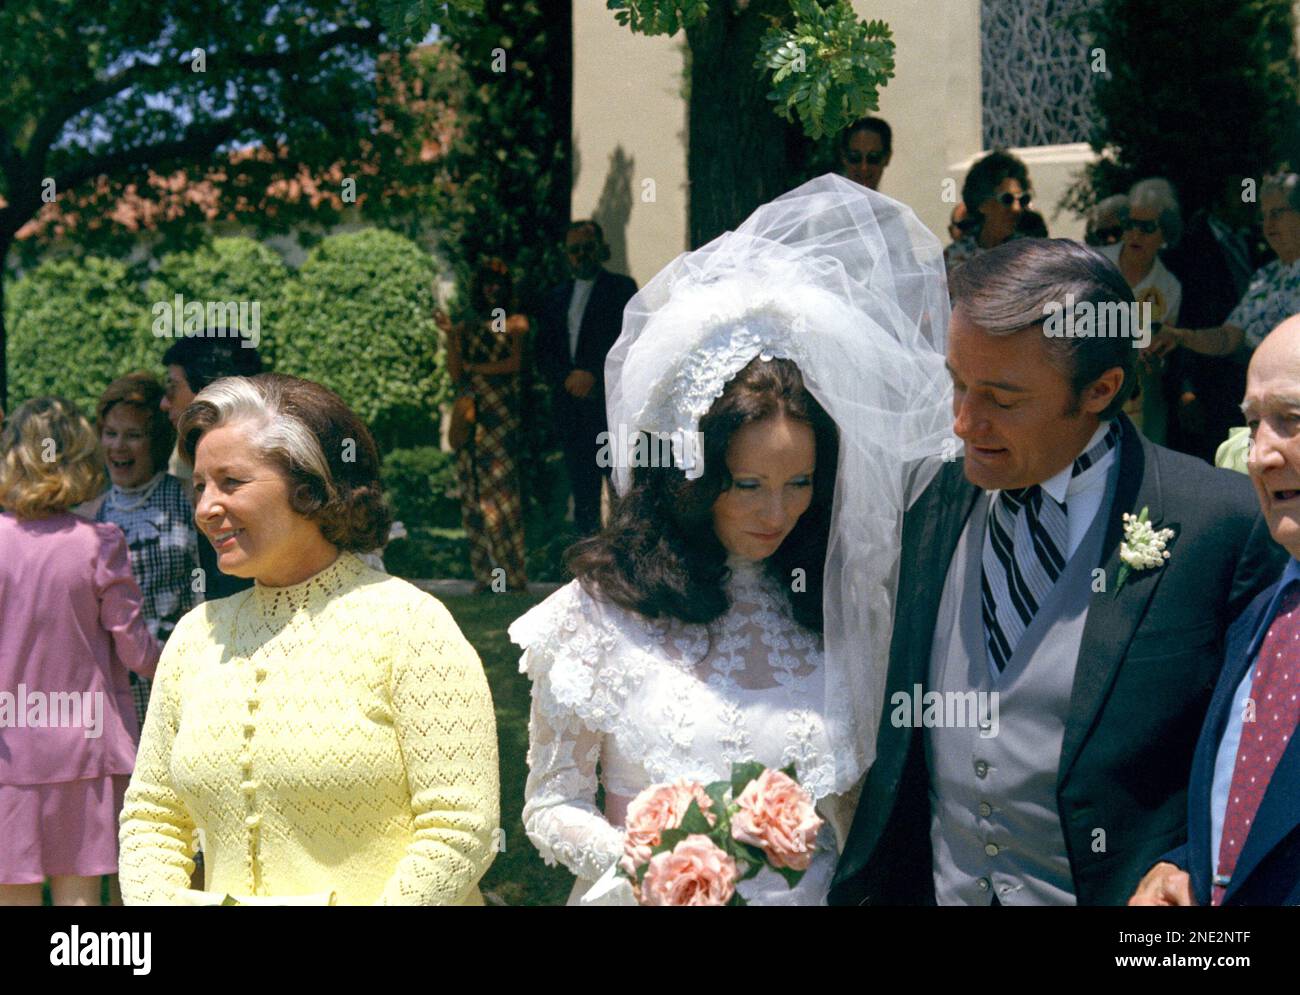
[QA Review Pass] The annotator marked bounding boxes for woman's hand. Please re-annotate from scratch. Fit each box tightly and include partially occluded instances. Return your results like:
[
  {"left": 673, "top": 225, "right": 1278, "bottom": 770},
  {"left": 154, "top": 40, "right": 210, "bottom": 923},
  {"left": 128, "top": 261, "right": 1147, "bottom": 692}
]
[{"left": 1147, "top": 325, "right": 1185, "bottom": 360}]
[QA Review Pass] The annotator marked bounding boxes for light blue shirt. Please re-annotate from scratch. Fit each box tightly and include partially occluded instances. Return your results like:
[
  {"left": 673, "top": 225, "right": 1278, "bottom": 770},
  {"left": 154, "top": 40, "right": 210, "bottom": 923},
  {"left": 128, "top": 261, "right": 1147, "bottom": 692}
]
[{"left": 1209, "top": 557, "right": 1300, "bottom": 875}]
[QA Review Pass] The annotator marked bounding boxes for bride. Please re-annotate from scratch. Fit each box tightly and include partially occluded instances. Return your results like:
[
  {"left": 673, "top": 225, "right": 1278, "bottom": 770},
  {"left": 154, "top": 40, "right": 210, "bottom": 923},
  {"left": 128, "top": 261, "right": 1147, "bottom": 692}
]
[{"left": 510, "top": 174, "right": 954, "bottom": 904}]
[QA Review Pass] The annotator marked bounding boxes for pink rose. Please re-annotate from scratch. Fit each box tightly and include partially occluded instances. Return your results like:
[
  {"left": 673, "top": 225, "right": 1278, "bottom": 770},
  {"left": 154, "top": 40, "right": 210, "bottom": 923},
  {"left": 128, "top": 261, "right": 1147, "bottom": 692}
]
[
  {"left": 730, "top": 768, "right": 823, "bottom": 871},
  {"left": 640, "top": 835, "right": 739, "bottom": 906},
  {"left": 621, "top": 779, "right": 715, "bottom": 874}
]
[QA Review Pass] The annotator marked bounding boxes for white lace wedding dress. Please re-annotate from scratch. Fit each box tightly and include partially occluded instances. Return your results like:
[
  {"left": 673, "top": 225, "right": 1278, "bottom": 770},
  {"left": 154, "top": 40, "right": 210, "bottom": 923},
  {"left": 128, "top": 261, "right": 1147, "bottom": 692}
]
[{"left": 511, "top": 555, "right": 860, "bottom": 905}]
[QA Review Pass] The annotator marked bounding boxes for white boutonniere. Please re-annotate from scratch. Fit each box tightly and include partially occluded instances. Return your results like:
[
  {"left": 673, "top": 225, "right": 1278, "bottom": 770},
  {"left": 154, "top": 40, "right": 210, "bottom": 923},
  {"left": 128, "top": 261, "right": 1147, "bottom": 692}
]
[{"left": 1115, "top": 506, "right": 1175, "bottom": 596}]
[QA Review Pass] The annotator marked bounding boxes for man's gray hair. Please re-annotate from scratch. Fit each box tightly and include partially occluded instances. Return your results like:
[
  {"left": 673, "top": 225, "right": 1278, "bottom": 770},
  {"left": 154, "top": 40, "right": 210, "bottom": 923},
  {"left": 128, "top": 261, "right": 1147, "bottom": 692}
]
[
  {"left": 1262, "top": 171, "right": 1300, "bottom": 212},
  {"left": 948, "top": 238, "right": 1137, "bottom": 419},
  {"left": 1124, "top": 177, "right": 1183, "bottom": 247}
]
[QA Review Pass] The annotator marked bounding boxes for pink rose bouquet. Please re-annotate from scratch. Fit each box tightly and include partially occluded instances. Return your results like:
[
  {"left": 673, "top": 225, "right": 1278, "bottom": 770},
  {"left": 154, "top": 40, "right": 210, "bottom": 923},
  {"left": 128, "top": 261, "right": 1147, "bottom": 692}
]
[{"left": 617, "top": 762, "right": 823, "bottom": 906}]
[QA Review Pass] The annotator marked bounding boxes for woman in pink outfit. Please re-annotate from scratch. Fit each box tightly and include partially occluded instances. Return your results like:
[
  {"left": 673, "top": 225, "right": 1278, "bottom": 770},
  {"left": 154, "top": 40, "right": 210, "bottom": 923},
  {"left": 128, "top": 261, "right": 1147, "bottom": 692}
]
[{"left": 0, "top": 397, "right": 161, "bottom": 906}]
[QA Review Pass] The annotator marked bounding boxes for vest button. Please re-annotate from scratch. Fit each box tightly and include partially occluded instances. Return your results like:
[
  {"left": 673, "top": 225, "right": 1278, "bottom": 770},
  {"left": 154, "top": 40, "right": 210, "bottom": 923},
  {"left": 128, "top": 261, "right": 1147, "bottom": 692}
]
[
  {"left": 985, "top": 843, "right": 1000, "bottom": 857},
  {"left": 974, "top": 760, "right": 989, "bottom": 778},
  {"left": 977, "top": 877, "right": 990, "bottom": 891},
  {"left": 978, "top": 802, "right": 992, "bottom": 818}
]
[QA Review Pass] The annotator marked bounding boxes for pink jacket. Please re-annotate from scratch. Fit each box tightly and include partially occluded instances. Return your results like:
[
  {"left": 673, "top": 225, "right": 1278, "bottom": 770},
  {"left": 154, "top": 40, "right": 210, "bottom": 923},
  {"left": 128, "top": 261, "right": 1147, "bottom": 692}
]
[{"left": 0, "top": 512, "right": 161, "bottom": 785}]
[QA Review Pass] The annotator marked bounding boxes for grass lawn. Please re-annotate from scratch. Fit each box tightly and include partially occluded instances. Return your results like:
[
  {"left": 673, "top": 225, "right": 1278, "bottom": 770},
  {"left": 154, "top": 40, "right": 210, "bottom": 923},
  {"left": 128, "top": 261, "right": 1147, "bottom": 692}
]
[{"left": 440, "top": 591, "right": 576, "bottom": 907}]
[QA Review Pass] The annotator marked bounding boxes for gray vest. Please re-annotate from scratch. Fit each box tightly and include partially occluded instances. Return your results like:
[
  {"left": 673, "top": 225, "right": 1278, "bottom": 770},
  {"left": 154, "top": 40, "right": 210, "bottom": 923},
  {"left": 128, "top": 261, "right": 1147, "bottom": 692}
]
[{"left": 926, "top": 461, "right": 1119, "bottom": 905}]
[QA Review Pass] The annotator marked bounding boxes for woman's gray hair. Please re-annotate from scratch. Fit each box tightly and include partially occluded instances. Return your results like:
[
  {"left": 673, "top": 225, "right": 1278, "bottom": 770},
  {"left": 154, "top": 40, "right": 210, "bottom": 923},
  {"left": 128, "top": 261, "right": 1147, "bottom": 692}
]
[
  {"left": 183, "top": 376, "right": 333, "bottom": 491},
  {"left": 177, "top": 373, "right": 391, "bottom": 551},
  {"left": 1123, "top": 177, "right": 1183, "bottom": 247},
  {"left": 948, "top": 238, "right": 1138, "bottom": 419},
  {"left": 1262, "top": 171, "right": 1300, "bottom": 212}
]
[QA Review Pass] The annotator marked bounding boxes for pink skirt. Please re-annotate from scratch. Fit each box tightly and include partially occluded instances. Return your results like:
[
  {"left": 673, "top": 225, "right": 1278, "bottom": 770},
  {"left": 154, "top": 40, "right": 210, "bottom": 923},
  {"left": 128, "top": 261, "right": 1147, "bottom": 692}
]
[{"left": 0, "top": 775, "right": 129, "bottom": 883}]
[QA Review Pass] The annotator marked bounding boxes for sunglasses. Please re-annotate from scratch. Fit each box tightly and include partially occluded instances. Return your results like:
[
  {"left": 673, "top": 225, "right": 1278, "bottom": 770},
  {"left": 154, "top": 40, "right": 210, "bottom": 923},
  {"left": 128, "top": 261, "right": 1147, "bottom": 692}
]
[
  {"left": 1124, "top": 218, "right": 1160, "bottom": 235},
  {"left": 844, "top": 150, "right": 887, "bottom": 166},
  {"left": 996, "top": 192, "right": 1032, "bottom": 209},
  {"left": 1092, "top": 226, "right": 1124, "bottom": 244}
]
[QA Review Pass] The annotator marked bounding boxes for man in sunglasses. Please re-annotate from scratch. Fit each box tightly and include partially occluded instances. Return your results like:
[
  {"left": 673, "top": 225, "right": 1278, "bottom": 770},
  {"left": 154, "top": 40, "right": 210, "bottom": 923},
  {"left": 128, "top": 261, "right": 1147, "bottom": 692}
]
[
  {"left": 536, "top": 220, "right": 638, "bottom": 534},
  {"left": 839, "top": 117, "right": 893, "bottom": 192},
  {"left": 945, "top": 150, "right": 1034, "bottom": 277}
]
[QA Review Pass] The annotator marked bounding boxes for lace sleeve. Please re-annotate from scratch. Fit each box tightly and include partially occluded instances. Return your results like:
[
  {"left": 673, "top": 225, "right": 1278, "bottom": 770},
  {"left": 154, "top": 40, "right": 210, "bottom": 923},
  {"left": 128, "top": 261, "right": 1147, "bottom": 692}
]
[
  {"left": 521, "top": 679, "right": 624, "bottom": 881},
  {"left": 511, "top": 583, "right": 627, "bottom": 883}
]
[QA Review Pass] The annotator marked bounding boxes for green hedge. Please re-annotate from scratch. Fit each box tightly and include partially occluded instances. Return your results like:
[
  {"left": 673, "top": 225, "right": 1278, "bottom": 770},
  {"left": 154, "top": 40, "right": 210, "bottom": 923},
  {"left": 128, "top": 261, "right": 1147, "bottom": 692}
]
[
  {"left": 7, "top": 256, "right": 155, "bottom": 415},
  {"left": 381, "top": 445, "right": 461, "bottom": 529},
  {"left": 145, "top": 238, "right": 290, "bottom": 371},
  {"left": 277, "top": 229, "right": 449, "bottom": 451}
]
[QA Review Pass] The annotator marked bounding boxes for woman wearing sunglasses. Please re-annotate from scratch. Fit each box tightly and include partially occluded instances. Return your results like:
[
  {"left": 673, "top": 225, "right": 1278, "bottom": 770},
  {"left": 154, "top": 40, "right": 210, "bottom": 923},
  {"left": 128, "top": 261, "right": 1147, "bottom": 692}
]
[
  {"left": 839, "top": 117, "right": 892, "bottom": 192},
  {"left": 1098, "top": 178, "right": 1184, "bottom": 444},
  {"left": 944, "top": 149, "right": 1034, "bottom": 276}
]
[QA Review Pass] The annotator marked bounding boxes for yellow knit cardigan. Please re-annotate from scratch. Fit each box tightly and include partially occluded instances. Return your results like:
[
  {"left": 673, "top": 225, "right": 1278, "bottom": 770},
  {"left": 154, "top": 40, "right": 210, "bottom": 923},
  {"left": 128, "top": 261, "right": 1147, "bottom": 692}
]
[{"left": 119, "top": 553, "right": 500, "bottom": 905}]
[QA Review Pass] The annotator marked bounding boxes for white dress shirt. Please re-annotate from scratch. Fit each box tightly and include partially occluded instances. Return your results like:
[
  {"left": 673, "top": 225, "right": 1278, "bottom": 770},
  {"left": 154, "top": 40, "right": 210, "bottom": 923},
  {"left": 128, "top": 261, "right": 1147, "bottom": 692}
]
[{"left": 567, "top": 277, "right": 596, "bottom": 362}]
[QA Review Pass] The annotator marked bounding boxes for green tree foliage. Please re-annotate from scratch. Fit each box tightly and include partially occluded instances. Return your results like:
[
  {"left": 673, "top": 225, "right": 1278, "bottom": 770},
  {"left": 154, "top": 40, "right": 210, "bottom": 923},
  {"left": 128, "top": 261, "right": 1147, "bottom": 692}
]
[
  {"left": 277, "top": 228, "right": 448, "bottom": 451},
  {"left": 1067, "top": 0, "right": 1299, "bottom": 216},
  {"left": 0, "top": 0, "right": 448, "bottom": 406},
  {"left": 6, "top": 256, "right": 155, "bottom": 415},
  {"left": 611, "top": 0, "right": 894, "bottom": 141}
]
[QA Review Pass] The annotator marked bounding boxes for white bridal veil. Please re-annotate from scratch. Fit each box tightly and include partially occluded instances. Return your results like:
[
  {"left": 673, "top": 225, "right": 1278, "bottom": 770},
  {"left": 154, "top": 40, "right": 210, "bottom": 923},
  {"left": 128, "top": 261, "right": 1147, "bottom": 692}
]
[{"left": 604, "top": 173, "right": 957, "bottom": 790}]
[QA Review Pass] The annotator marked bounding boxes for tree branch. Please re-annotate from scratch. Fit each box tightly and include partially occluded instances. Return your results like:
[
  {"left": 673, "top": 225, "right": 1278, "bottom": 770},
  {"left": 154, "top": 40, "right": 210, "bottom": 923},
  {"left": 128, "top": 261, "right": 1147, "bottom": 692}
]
[
  {"left": 51, "top": 120, "right": 242, "bottom": 194},
  {"left": 25, "top": 24, "right": 383, "bottom": 180}
]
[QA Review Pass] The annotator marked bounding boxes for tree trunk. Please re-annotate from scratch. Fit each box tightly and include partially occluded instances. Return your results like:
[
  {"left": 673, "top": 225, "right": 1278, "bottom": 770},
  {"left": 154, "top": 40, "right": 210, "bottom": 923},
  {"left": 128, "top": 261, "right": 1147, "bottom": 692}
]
[{"left": 685, "top": 0, "right": 813, "bottom": 248}]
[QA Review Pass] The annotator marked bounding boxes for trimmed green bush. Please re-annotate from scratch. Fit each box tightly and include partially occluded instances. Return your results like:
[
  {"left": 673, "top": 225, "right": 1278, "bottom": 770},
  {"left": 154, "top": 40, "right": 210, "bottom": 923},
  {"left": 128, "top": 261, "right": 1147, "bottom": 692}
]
[
  {"left": 7, "top": 256, "right": 155, "bottom": 414},
  {"left": 277, "top": 228, "right": 449, "bottom": 451},
  {"left": 381, "top": 444, "right": 461, "bottom": 529},
  {"left": 146, "top": 237, "right": 290, "bottom": 370}
]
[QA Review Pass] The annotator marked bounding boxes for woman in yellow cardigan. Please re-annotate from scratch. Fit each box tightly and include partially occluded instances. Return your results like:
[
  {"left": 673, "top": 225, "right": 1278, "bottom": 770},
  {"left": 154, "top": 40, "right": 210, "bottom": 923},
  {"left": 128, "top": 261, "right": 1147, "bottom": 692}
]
[{"left": 118, "top": 374, "right": 500, "bottom": 905}]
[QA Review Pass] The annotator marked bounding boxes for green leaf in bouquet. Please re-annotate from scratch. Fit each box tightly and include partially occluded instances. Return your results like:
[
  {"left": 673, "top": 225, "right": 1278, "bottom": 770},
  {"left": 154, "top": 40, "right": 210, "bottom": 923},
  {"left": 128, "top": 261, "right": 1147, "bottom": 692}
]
[
  {"left": 730, "top": 890, "right": 748, "bottom": 907},
  {"left": 704, "top": 780, "right": 730, "bottom": 817},
  {"left": 220, "top": 895, "right": 241, "bottom": 906},
  {"left": 731, "top": 761, "right": 765, "bottom": 797},
  {"left": 780, "top": 763, "right": 799, "bottom": 782},
  {"left": 680, "top": 800, "right": 712, "bottom": 835},
  {"left": 737, "top": 843, "right": 768, "bottom": 881},
  {"left": 654, "top": 828, "right": 688, "bottom": 855}
]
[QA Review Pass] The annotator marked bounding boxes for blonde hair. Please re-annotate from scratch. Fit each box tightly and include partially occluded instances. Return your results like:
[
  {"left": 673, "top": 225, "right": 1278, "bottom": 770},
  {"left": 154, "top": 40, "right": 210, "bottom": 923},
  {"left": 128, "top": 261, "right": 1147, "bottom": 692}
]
[{"left": 0, "top": 397, "right": 105, "bottom": 519}]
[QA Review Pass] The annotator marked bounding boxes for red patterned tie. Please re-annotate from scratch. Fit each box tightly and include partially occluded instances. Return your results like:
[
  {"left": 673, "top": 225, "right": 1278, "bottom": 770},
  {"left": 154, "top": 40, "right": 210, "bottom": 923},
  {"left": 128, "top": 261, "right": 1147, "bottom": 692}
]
[{"left": 1213, "top": 584, "right": 1300, "bottom": 905}]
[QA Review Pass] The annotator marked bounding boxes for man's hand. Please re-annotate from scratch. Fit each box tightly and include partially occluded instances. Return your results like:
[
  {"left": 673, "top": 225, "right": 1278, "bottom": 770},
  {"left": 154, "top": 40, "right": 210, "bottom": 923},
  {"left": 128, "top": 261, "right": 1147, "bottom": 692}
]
[
  {"left": 565, "top": 369, "right": 596, "bottom": 399},
  {"left": 1128, "top": 862, "right": 1196, "bottom": 906},
  {"left": 433, "top": 308, "right": 453, "bottom": 334}
]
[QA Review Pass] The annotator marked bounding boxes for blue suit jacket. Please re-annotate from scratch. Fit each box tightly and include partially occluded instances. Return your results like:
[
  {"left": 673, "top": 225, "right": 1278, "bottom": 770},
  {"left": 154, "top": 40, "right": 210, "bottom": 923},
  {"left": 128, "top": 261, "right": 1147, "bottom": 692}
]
[{"left": 1163, "top": 576, "right": 1300, "bottom": 905}]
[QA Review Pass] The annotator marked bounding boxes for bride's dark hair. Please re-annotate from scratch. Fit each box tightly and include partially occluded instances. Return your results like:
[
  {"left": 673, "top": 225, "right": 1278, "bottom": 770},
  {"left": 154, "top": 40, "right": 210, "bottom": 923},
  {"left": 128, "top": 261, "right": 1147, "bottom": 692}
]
[{"left": 565, "top": 356, "right": 838, "bottom": 633}]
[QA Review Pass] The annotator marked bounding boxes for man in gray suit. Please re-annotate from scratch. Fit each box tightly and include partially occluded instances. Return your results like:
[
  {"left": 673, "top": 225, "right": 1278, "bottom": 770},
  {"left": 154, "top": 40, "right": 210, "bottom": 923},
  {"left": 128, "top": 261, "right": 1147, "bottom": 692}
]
[{"left": 830, "top": 239, "right": 1282, "bottom": 906}]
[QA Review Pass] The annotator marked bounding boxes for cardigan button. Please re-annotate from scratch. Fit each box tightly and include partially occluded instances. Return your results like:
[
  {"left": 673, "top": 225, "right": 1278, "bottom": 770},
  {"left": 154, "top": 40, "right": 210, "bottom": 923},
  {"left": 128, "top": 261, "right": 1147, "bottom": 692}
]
[
  {"left": 245, "top": 814, "right": 261, "bottom": 829},
  {"left": 240, "top": 780, "right": 259, "bottom": 794}
]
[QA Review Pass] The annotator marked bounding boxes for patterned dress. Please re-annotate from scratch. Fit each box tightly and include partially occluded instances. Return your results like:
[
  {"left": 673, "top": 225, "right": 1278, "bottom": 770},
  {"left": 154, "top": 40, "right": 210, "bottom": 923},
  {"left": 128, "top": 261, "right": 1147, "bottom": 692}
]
[
  {"left": 456, "top": 319, "right": 527, "bottom": 589},
  {"left": 1228, "top": 258, "right": 1300, "bottom": 349},
  {"left": 95, "top": 473, "right": 199, "bottom": 727}
]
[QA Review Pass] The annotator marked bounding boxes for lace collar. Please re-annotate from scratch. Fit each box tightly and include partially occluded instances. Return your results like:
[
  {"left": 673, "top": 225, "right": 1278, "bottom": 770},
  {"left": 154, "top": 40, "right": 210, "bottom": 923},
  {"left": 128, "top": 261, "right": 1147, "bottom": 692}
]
[{"left": 249, "top": 551, "right": 365, "bottom": 623}]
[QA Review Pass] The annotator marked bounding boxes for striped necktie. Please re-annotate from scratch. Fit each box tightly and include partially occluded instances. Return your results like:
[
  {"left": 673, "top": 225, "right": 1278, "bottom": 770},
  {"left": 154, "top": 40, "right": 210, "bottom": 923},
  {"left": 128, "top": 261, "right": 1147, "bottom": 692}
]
[{"left": 982, "top": 420, "right": 1121, "bottom": 672}]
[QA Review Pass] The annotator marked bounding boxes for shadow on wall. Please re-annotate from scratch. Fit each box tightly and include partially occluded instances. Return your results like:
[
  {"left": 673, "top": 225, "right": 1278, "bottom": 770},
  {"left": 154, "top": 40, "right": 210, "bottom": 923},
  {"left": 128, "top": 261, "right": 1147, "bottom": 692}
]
[{"left": 593, "top": 145, "right": 635, "bottom": 277}]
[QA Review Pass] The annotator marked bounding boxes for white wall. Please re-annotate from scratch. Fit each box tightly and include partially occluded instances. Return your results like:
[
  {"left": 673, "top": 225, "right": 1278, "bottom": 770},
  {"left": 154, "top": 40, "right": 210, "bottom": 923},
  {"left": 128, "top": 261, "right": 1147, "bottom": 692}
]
[{"left": 570, "top": 8, "right": 689, "bottom": 288}]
